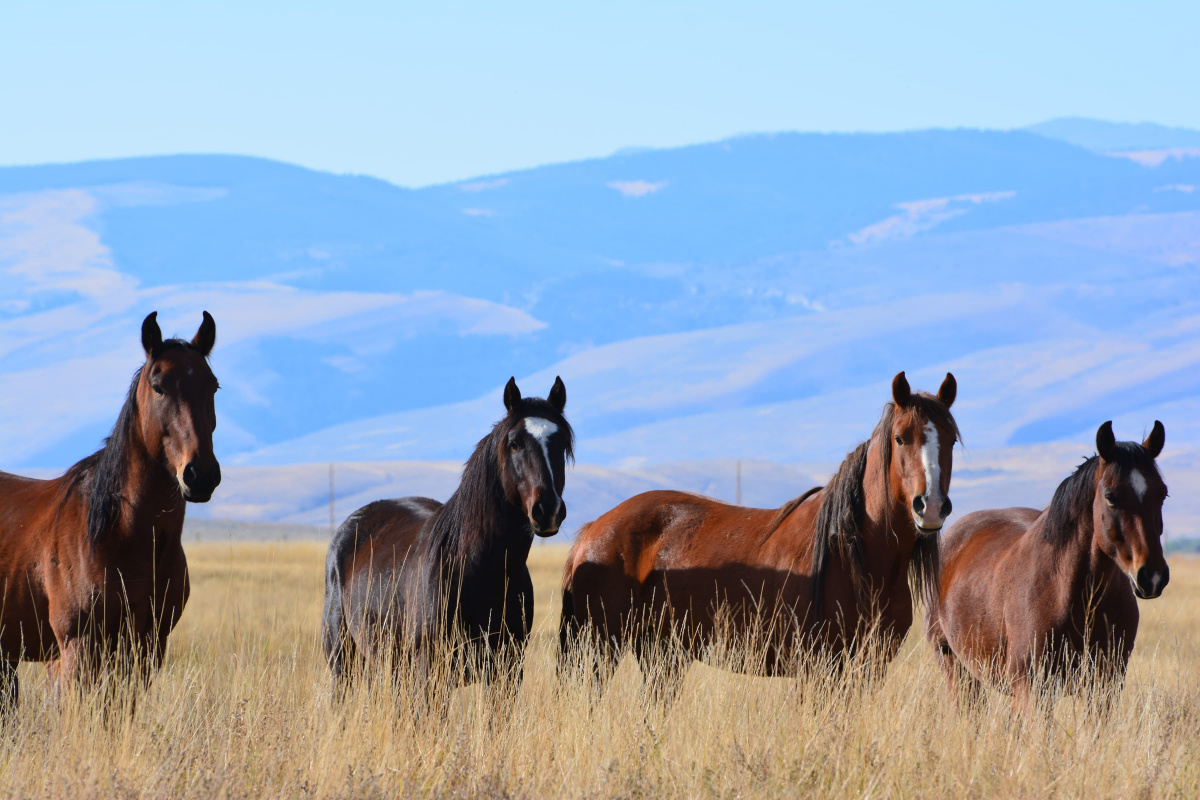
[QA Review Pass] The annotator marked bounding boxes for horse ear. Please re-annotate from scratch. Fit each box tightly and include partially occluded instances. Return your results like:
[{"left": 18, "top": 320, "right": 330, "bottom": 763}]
[
  {"left": 937, "top": 372, "right": 956, "bottom": 408},
  {"left": 141, "top": 311, "right": 163, "bottom": 356},
  {"left": 892, "top": 371, "right": 911, "bottom": 408},
  {"left": 503, "top": 377, "right": 521, "bottom": 412},
  {"left": 1096, "top": 421, "right": 1116, "bottom": 462},
  {"left": 548, "top": 376, "right": 566, "bottom": 413},
  {"left": 191, "top": 311, "right": 216, "bottom": 356},
  {"left": 1143, "top": 420, "right": 1165, "bottom": 459}
]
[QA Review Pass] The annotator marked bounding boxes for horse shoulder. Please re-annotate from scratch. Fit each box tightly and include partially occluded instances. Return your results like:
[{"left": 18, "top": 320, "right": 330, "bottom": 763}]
[{"left": 760, "top": 490, "right": 823, "bottom": 571}]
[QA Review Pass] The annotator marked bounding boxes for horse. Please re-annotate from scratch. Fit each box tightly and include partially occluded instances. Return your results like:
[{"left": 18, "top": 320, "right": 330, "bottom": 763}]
[
  {"left": 925, "top": 421, "right": 1169, "bottom": 710},
  {"left": 559, "top": 371, "right": 959, "bottom": 701},
  {"left": 0, "top": 311, "right": 220, "bottom": 712},
  {"left": 322, "top": 376, "right": 573, "bottom": 702}
]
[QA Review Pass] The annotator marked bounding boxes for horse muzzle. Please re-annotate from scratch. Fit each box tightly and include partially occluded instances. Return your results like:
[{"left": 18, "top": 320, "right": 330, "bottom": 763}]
[
  {"left": 1132, "top": 564, "right": 1169, "bottom": 599},
  {"left": 180, "top": 459, "right": 221, "bottom": 503},
  {"left": 912, "top": 493, "right": 950, "bottom": 535},
  {"left": 530, "top": 497, "right": 566, "bottom": 537}
]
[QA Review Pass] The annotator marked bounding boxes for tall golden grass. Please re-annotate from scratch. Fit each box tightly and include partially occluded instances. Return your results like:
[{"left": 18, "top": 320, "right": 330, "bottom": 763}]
[{"left": 0, "top": 540, "right": 1197, "bottom": 798}]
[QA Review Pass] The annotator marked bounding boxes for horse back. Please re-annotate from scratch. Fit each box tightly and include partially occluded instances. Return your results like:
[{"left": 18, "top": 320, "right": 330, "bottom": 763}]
[
  {"left": 335, "top": 497, "right": 441, "bottom": 587},
  {"left": 939, "top": 508, "right": 1040, "bottom": 567}
]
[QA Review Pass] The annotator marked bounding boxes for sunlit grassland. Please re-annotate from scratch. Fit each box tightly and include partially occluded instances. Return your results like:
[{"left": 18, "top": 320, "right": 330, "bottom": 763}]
[{"left": 0, "top": 541, "right": 1197, "bottom": 798}]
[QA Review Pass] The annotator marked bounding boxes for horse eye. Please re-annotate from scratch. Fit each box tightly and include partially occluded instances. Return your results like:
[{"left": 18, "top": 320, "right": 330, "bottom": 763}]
[
  {"left": 152, "top": 384, "right": 164, "bottom": 396},
  {"left": 1103, "top": 491, "right": 1117, "bottom": 507},
  {"left": 508, "top": 441, "right": 519, "bottom": 452},
  {"left": 894, "top": 435, "right": 904, "bottom": 445}
]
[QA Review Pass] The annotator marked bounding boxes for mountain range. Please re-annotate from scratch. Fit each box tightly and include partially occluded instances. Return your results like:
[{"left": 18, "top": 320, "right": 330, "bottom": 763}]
[{"left": 2, "top": 118, "right": 1198, "bottom": 536}]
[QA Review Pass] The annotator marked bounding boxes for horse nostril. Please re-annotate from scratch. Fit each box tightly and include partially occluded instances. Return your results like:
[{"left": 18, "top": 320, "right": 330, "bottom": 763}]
[
  {"left": 533, "top": 500, "right": 548, "bottom": 521},
  {"left": 942, "top": 496, "right": 952, "bottom": 517},
  {"left": 912, "top": 496, "right": 925, "bottom": 515},
  {"left": 1135, "top": 565, "right": 1166, "bottom": 596},
  {"left": 183, "top": 462, "right": 198, "bottom": 488}
]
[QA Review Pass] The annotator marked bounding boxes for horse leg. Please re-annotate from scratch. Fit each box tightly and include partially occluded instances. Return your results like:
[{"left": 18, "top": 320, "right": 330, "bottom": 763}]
[
  {"left": 329, "top": 630, "right": 360, "bottom": 705},
  {"left": 0, "top": 660, "right": 17, "bottom": 716},
  {"left": 49, "top": 636, "right": 89, "bottom": 709},
  {"left": 557, "top": 602, "right": 622, "bottom": 701},
  {"left": 634, "top": 634, "right": 690, "bottom": 713},
  {"left": 483, "top": 639, "right": 525, "bottom": 733},
  {"left": 409, "top": 641, "right": 453, "bottom": 726},
  {"left": 935, "top": 641, "right": 983, "bottom": 710},
  {"left": 1086, "top": 649, "right": 1129, "bottom": 720}
]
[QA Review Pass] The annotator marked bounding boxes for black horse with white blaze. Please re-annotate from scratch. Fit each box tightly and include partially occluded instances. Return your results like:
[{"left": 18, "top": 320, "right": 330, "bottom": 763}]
[{"left": 321, "top": 377, "right": 573, "bottom": 699}]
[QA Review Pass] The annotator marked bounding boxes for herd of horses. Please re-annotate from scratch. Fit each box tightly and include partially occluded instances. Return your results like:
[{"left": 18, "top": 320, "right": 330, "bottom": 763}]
[{"left": 0, "top": 311, "right": 1172, "bottom": 718}]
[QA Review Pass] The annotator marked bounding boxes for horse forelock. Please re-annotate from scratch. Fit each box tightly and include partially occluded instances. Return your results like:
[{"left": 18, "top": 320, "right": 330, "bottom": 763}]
[{"left": 504, "top": 398, "right": 575, "bottom": 463}]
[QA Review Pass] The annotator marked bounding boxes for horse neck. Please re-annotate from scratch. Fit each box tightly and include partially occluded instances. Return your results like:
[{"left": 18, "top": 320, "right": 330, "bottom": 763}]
[
  {"left": 1038, "top": 499, "right": 1118, "bottom": 601},
  {"left": 104, "top": 418, "right": 186, "bottom": 548},
  {"left": 858, "top": 435, "right": 918, "bottom": 585},
  {"left": 429, "top": 454, "right": 531, "bottom": 576}
]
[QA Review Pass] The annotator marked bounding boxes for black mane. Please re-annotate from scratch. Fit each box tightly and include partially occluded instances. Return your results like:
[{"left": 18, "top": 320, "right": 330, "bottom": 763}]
[
  {"left": 64, "top": 339, "right": 199, "bottom": 544},
  {"left": 809, "top": 393, "right": 961, "bottom": 609},
  {"left": 423, "top": 397, "right": 574, "bottom": 561},
  {"left": 1042, "top": 442, "right": 1160, "bottom": 547}
]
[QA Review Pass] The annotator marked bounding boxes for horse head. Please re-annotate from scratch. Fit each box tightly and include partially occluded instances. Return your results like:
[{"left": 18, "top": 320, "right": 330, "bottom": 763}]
[
  {"left": 497, "top": 376, "right": 573, "bottom": 537},
  {"left": 887, "top": 371, "right": 959, "bottom": 535},
  {"left": 1094, "top": 420, "right": 1169, "bottom": 599},
  {"left": 138, "top": 311, "right": 221, "bottom": 502}
]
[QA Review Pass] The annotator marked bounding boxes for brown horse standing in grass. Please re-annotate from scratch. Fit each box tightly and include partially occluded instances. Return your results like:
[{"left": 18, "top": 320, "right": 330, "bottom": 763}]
[
  {"left": 559, "top": 372, "right": 959, "bottom": 699},
  {"left": 0, "top": 312, "right": 220, "bottom": 712},
  {"left": 925, "top": 421, "right": 1168, "bottom": 708},
  {"left": 323, "top": 377, "right": 572, "bottom": 701}
]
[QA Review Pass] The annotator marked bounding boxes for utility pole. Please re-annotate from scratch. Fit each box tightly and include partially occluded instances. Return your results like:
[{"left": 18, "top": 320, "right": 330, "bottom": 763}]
[
  {"left": 735, "top": 460, "right": 742, "bottom": 506},
  {"left": 329, "top": 463, "right": 335, "bottom": 536}
]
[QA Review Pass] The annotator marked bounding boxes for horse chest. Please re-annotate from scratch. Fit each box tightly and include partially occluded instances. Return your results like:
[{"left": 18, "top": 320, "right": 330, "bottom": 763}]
[{"left": 61, "top": 542, "right": 188, "bottom": 638}]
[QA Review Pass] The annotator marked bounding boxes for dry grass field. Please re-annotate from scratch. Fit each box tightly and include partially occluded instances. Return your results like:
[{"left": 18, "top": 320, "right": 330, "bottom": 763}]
[{"left": 1, "top": 541, "right": 1198, "bottom": 799}]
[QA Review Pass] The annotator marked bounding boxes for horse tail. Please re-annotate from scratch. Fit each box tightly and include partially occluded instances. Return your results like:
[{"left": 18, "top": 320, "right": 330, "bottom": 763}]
[
  {"left": 557, "top": 530, "right": 586, "bottom": 677},
  {"left": 322, "top": 511, "right": 365, "bottom": 701}
]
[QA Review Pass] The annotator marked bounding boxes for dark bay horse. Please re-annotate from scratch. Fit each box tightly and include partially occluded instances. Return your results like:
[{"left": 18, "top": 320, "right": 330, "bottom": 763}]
[
  {"left": 559, "top": 372, "right": 959, "bottom": 698},
  {"left": 322, "top": 377, "right": 573, "bottom": 700},
  {"left": 925, "top": 421, "right": 1168, "bottom": 708},
  {"left": 0, "top": 312, "right": 220, "bottom": 711}
]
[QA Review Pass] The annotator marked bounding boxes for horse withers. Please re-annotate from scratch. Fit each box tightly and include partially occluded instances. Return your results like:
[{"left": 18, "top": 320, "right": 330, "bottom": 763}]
[
  {"left": 0, "top": 312, "right": 220, "bottom": 712},
  {"left": 322, "top": 377, "right": 573, "bottom": 702},
  {"left": 925, "top": 421, "right": 1169, "bottom": 709},
  {"left": 559, "top": 372, "right": 959, "bottom": 701}
]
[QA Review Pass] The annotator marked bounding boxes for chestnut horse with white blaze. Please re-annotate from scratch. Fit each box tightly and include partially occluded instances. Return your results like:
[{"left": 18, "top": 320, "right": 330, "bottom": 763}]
[
  {"left": 925, "top": 421, "right": 1169, "bottom": 707},
  {"left": 0, "top": 312, "right": 220, "bottom": 712},
  {"left": 559, "top": 372, "right": 959, "bottom": 697},
  {"left": 322, "top": 377, "right": 572, "bottom": 700}
]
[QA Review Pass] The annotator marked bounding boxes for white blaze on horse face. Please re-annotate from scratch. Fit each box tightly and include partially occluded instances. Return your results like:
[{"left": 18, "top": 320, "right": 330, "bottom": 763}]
[
  {"left": 1130, "top": 469, "right": 1148, "bottom": 502},
  {"left": 523, "top": 417, "right": 560, "bottom": 490},
  {"left": 919, "top": 421, "right": 942, "bottom": 525}
]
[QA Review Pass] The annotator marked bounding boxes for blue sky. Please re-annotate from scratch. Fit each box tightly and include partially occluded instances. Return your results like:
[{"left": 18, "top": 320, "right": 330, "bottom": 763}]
[{"left": 3, "top": 0, "right": 1199, "bottom": 187}]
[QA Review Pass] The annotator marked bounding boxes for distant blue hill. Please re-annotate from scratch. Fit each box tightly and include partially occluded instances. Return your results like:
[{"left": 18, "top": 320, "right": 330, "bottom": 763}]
[
  {"left": 1, "top": 125, "right": 1199, "bottom": 470},
  {"left": 1025, "top": 118, "right": 1200, "bottom": 152}
]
